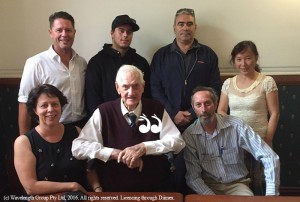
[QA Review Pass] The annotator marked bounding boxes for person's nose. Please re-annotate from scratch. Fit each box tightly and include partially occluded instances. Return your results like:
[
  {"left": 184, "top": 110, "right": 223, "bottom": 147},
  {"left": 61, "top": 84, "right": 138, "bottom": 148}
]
[
  {"left": 241, "top": 59, "right": 247, "bottom": 66},
  {"left": 61, "top": 30, "right": 66, "bottom": 36},
  {"left": 183, "top": 23, "right": 189, "bottom": 30},
  {"left": 128, "top": 87, "right": 134, "bottom": 95},
  {"left": 199, "top": 105, "right": 206, "bottom": 113},
  {"left": 47, "top": 105, "right": 54, "bottom": 112},
  {"left": 123, "top": 31, "right": 129, "bottom": 38}
]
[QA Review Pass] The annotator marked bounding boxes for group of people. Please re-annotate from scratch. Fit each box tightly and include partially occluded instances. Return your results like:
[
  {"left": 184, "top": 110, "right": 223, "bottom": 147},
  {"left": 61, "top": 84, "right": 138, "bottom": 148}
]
[{"left": 14, "top": 8, "right": 280, "bottom": 196}]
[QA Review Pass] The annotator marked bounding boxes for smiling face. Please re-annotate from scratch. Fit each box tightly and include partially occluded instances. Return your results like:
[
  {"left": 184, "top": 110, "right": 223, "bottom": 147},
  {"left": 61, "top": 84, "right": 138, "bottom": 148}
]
[
  {"left": 115, "top": 70, "right": 144, "bottom": 111},
  {"left": 234, "top": 48, "right": 258, "bottom": 76},
  {"left": 34, "top": 93, "right": 62, "bottom": 127},
  {"left": 49, "top": 18, "right": 76, "bottom": 53}
]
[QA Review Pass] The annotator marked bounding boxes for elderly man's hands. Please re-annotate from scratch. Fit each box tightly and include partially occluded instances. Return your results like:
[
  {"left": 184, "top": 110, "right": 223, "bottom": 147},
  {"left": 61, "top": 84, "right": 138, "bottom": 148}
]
[{"left": 117, "top": 143, "right": 146, "bottom": 172}]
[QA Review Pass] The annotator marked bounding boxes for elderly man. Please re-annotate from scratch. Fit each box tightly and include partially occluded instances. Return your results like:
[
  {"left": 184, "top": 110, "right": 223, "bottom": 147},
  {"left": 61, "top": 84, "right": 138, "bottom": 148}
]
[
  {"left": 72, "top": 65, "right": 185, "bottom": 192},
  {"left": 183, "top": 86, "right": 280, "bottom": 196}
]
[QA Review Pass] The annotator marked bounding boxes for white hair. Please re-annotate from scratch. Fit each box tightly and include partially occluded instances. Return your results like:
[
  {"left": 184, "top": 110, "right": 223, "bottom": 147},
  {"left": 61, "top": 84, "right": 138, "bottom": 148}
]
[{"left": 115, "top": 65, "right": 145, "bottom": 85}]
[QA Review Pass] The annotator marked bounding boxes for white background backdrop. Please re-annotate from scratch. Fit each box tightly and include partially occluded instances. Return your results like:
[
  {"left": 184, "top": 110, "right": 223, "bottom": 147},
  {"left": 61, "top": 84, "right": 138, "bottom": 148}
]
[{"left": 1, "top": 0, "right": 300, "bottom": 77}]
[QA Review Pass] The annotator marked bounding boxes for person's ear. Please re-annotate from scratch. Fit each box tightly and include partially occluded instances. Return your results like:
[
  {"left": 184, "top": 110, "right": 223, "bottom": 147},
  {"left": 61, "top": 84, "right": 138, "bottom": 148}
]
[
  {"left": 48, "top": 29, "right": 53, "bottom": 38},
  {"left": 115, "top": 83, "right": 120, "bottom": 95}
]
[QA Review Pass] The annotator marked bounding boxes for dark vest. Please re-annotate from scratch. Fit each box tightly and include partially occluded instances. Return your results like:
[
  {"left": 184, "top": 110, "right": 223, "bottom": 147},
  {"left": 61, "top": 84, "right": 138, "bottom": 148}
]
[{"left": 97, "top": 98, "right": 171, "bottom": 191}]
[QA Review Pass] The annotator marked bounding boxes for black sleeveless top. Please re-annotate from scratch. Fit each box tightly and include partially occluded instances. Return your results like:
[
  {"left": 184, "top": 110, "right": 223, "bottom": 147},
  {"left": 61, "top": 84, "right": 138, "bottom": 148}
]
[{"left": 26, "top": 125, "right": 87, "bottom": 187}]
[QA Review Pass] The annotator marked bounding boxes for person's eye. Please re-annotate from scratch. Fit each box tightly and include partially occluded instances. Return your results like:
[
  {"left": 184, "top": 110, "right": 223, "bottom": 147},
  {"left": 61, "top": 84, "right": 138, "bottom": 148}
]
[{"left": 52, "top": 103, "right": 60, "bottom": 107}]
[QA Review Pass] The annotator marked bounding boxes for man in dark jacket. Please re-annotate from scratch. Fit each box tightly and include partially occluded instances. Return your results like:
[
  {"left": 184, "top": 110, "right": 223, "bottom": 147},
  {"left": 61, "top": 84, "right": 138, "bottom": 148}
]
[
  {"left": 150, "top": 8, "right": 222, "bottom": 194},
  {"left": 85, "top": 14, "right": 151, "bottom": 117},
  {"left": 150, "top": 8, "right": 222, "bottom": 132}
]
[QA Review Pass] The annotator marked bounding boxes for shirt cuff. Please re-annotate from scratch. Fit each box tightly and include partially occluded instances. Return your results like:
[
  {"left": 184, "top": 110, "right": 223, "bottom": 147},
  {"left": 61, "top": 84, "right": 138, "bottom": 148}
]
[
  {"left": 265, "top": 183, "right": 279, "bottom": 196},
  {"left": 143, "top": 141, "right": 156, "bottom": 155},
  {"left": 97, "top": 147, "right": 114, "bottom": 162}
]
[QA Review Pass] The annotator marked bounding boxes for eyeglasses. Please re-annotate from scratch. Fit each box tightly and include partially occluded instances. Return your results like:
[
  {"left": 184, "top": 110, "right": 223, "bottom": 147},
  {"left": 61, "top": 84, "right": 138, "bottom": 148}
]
[{"left": 176, "top": 8, "right": 195, "bottom": 17}]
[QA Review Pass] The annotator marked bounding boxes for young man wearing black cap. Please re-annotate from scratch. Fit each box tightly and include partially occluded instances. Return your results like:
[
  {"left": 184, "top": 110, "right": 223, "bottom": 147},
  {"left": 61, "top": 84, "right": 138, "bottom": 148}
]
[{"left": 85, "top": 15, "right": 151, "bottom": 117}]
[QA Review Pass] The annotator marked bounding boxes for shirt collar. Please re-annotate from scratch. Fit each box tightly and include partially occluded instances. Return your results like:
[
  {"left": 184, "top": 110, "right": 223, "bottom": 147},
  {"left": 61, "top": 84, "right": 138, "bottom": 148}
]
[
  {"left": 188, "top": 114, "right": 231, "bottom": 137},
  {"left": 215, "top": 114, "right": 232, "bottom": 132},
  {"left": 170, "top": 38, "right": 201, "bottom": 52},
  {"left": 120, "top": 99, "right": 142, "bottom": 118},
  {"left": 47, "top": 45, "right": 77, "bottom": 61}
]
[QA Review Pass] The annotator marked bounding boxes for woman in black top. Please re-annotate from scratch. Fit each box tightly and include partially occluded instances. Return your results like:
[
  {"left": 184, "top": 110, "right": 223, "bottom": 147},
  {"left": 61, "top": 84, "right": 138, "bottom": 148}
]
[{"left": 14, "top": 84, "right": 98, "bottom": 195}]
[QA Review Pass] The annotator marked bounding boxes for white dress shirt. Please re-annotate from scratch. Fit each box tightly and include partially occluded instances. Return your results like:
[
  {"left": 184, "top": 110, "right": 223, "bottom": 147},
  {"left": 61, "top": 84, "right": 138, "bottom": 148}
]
[
  {"left": 18, "top": 46, "right": 87, "bottom": 123},
  {"left": 72, "top": 100, "right": 185, "bottom": 162}
]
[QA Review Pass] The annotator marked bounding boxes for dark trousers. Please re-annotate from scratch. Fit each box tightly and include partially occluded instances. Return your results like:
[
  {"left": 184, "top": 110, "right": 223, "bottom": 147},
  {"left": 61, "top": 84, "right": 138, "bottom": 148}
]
[
  {"left": 172, "top": 150, "right": 189, "bottom": 195},
  {"left": 65, "top": 117, "right": 88, "bottom": 129}
]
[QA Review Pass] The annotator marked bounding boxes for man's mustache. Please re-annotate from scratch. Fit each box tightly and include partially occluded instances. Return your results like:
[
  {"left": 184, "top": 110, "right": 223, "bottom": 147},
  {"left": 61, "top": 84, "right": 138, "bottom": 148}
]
[{"left": 200, "top": 112, "right": 211, "bottom": 117}]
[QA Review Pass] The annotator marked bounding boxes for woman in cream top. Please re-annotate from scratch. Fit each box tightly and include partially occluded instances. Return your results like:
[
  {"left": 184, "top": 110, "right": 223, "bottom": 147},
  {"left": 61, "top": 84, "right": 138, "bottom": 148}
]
[
  {"left": 218, "top": 41, "right": 279, "bottom": 146},
  {"left": 220, "top": 73, "right": 278, "bottom": 141},
  {"left": 217, "top": 41, "right": 279, "bottom": 195}
]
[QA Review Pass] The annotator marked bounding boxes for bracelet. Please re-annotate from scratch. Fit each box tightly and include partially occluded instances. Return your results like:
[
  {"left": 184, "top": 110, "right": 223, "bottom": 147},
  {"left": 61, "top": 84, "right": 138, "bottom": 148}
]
[{"left": 93, "top": 186, "right": 102, "bottom": 191}]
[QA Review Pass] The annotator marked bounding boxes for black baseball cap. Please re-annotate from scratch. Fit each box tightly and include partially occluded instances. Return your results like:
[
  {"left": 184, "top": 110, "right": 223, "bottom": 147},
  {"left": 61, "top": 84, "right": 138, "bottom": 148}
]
[{"left": 111, "top": 15, "right": 139, "bottom": 32}]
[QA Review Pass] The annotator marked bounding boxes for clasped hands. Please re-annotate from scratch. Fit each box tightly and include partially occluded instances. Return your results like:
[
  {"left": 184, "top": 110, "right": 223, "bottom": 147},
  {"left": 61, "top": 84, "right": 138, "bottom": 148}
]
[
  {"left": 174, "top": 110, "right": 193, "bottom": 126},
  {"left": 114, "top": 143, "right": 146, "bottom": 172}
]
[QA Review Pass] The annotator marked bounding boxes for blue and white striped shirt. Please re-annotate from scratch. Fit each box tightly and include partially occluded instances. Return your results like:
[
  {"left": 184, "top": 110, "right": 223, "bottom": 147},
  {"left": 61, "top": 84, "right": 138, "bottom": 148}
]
[{"left": 183, "top": 114, "right": 280, "bottom": 195}]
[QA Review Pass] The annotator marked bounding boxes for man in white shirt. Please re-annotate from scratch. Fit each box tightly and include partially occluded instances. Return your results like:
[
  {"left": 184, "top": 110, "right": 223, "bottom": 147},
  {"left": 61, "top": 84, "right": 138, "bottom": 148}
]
[
  {"left": 72, "top": 65, "right": 185, "bottom": 192},
  {"left": 18, "top": 11, "right": 87, "bottom": 135}
]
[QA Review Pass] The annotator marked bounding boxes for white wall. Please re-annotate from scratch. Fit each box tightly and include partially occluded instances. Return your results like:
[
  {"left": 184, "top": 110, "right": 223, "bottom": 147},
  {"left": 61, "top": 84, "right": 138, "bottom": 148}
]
[{"left": 1, "top": 0, "right": 300, "bottom": 78}]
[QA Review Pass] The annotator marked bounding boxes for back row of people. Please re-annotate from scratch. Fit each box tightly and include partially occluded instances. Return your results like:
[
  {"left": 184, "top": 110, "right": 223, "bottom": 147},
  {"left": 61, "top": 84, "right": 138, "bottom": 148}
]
[
  {"left": 17, "top": 8, "right": 223, "bottom": 135},
  {"left": 15, "top": 8, "right": 280, "bottom": 196}
]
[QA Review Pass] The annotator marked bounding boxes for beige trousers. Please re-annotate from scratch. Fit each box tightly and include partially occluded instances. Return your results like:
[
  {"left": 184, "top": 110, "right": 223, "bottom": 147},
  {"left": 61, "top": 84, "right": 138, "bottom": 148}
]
[{"left": 205, "top": 178, "right": 254, "bottom": 196}]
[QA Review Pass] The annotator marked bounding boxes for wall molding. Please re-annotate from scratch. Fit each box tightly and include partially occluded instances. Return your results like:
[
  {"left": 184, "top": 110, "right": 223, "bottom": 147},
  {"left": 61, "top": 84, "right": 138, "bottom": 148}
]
[
  {"left": 221, "top": 75, "right": 300, "bottom": 86},
  {"left": 1, "top": 75, "right": 300, "bottom": 88},
  {"left": 1, "top": 66, "right": 300, "bottom": 87},
  {"left": 0, "top": 78, "right": 21, "bottom": 87},
  {"left": 1, "top": 66, "right": 300, "bottom": 79},
  {"left": 0, "top": 68, "right": 23, "bottom": 79},
  {"left": 221, "top": 66, "right": 300, "bottom": 76}
]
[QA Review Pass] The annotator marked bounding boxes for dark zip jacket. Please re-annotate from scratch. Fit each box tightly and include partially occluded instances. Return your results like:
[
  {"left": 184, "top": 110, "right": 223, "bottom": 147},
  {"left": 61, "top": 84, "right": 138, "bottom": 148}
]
[{"left": 150, "top": 39, "right": 221, "bottom": 120}]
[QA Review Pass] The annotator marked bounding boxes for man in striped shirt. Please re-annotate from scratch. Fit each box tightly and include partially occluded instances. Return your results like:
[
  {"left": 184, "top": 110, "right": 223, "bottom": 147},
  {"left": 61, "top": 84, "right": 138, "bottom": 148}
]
[{"left": 183, "top": 86, "right": 280, "bottom": 196}]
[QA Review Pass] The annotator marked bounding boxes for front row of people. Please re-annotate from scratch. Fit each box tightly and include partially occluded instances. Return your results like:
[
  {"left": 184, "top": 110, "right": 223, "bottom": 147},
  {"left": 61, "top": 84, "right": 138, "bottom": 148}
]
[{"left": 14, "top": 65, "right": 280, "bottom": 196}]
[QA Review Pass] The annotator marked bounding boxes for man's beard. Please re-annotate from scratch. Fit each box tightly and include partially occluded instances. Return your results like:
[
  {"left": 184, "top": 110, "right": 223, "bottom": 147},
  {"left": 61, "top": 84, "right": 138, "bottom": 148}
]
[{"left": 198, "top": 112, "right": 214, "bottom": 125}]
